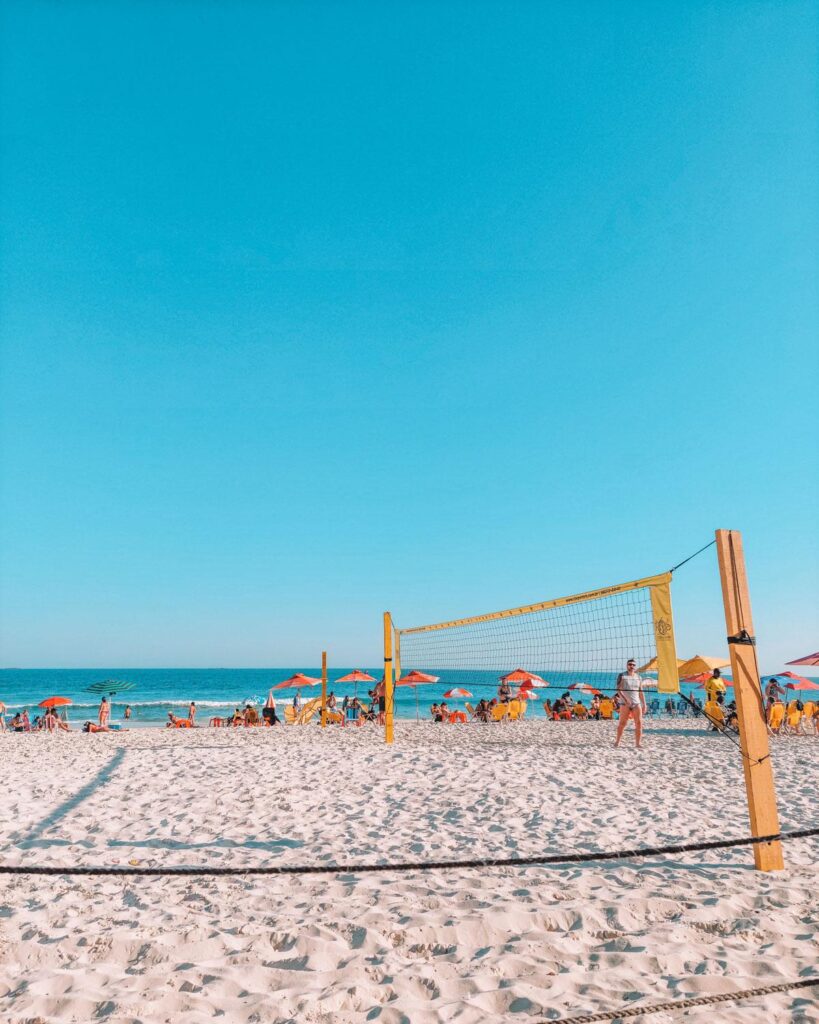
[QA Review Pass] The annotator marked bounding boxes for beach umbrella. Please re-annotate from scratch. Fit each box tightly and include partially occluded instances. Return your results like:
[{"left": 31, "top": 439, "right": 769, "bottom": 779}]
[
  {"left": 786, "top": 651, "right": 819, "bottom": 667},
  {"left": 335, "top": 669, "right": 377, "bottom": 701},
  {"left": 778, "top": 671, "right": 818, "bottom": 691},
  {"left": 519, "top": 678, "right": 548, "bottom": 690},
  {"left": 85, "top": 679, "right": 136, "bottom": 697},
  {"left": 336, "top": 669, "right": 377, "bottom": 684},
  {"left": 676, "top": 655, "right": 730, "bottom": 678},
  {"left": 442, "top": 687, "right": 472, "bottom": 699},
  {"left": 38, "top": 696, "right": 72, "bottom": 709},
  {"left": 396, "top": 670, "right": 440, "bottom": 721},
  {"left": 637, "top": 656, "right": 686, "bottom": 674},
  {"left": 274, "top": 673, "right": 322, "bottom": 690},
  {"left": 568, "top": 683, "right": 601, "bottom": 695},
  {"left": 500, "top": 668, "right": 546, "bottom": 686},
  {"left": 516, "top": 688, "right": 538, "bottom": 700}
]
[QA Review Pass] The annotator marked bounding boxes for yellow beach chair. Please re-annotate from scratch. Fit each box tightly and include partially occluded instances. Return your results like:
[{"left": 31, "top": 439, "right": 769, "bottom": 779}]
[
  {"left": 784, "top": 706, "right": 803, "bottom": 734},
  {"left": 284, "top": 706, "right": 297, "bottom": 725},
  {"left": 507, "top": 699, "right": 522, "bottom": 721},
  {"left": 491, "top": 703, "right": 509, "bottom": 722},
  {"left": 802, "top": 701, "right": 816, "bottom": 733},
  {"left": 599, "top": 698, "right": 614, "bottom": 720},
  {"left": 767, "top": 703, "right": 785, "bottom": 734},
  {"left": 704, "top": 700, "right": 725, "bottom": 731},
  {"left": 297, "top": 697, "right": 323, "bottom": 724}
]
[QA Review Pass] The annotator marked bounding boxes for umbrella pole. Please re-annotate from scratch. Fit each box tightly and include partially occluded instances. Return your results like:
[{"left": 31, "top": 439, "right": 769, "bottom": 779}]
[{"left": 415, "top": 687, "right": 419, "bottom": 723}]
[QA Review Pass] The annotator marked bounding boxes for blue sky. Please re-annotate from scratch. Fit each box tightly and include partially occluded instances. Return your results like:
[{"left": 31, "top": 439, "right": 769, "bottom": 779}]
[{"left": 0, "top": 1, "right": 816, "bottom": 670}]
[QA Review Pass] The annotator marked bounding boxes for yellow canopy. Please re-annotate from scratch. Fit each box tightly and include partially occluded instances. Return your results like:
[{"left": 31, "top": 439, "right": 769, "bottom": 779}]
[
  {"left": 677, "top": 655, "right": 730, "bottom": 678},
  {"left": 637, "top": 656, "right": 685, "bottom": 675}
]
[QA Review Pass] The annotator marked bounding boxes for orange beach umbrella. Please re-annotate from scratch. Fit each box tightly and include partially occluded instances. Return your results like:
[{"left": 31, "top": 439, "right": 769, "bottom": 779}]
[
  {"left": 396, "top": 670, "right": 440, "bottom": 686},
  {"left": 500, "top": 668, "right": 546, "bottom": 686},
  {"left": 274, "top": 673, "right": 322, "bottom": 690},
  {"left": 442, "top": 688, "right": 472, "bottom": 699},
  {"left": 778, "top": 671, "right": 818, "bottom": 691},
  {"left": 39, "top": 696, "right": 73, "bottom": 709},
  {"left": 568, "top": 683, "right": 601, "bottom": 695},
  {"left": 397, "top": 670, "right": 440, "bottom": 721},
  {"left": 336, "top": 669, "right": 377, "bottom": 684}
]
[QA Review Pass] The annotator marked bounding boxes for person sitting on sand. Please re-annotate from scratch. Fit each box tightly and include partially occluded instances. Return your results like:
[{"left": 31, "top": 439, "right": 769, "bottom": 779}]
[
  {"left": 44, "top": 708, "right": 58, "bottom": 733},
  {"left": 262, "top": 692, "right": 280, "bottom": 726},
  {"left": 474, "top": 699, "right": 489, "bottom": 722},
  {"left": 430, "top": 703, "right": 442, "bottom": 723},
  {"left": 244, "top": 704, "right": 259, "bottom": 726},
  {"left": 230, "top": 707, "right": 244, "bottom": 726},
  {"left": 83, "top": 720, "right": 110, "bottom": 732},
  {"left": 327, "top": 692, "right": 337, "bottom": 710},
  {"left": 573, "top": 700, "right": 588, "bottom": 719},
  {"left": 589, "top": 695, "right": 601, "bottom": 720}
]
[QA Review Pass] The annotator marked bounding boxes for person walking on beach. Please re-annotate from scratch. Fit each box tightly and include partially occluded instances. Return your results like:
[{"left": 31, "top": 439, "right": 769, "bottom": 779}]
[
  {"left": 188, "top": 701, "right": 196, "bottom": 726},
  {"left": 614, "top": 659, "right": 646, "bottom": 748},
  {"left": 98, "top": 697, "right": 110, "bottom": 728}
]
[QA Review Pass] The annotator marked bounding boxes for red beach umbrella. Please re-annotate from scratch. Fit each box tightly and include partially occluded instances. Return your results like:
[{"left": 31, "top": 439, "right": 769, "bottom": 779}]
[
  {"left": 39, "top": 696, "right": 73, "bottom": 709},
  {"left": 779, "top": 671, "right": 818, "bottom": 691},
  {"left": 516, "top": 689, "right": 538, "bottom": 700},
  {"left": 443, "top": 687, "right": 472, "bottom": 698},
  {"left": 500, "top": 668, "right": 546, "bottom": 686},
  {"left": 786, "top": 651, "right": 819, "bottom": 667},
  {"left": 274, "top": 673, "right": 322, "bottom": 690}
]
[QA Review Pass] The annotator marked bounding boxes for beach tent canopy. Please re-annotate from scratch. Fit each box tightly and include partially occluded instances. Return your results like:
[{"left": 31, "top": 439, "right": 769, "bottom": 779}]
[
  {"left": 39, "top": 696, "right": 72, "bottom": 708},
  {"left": 786, "top": 651, "right": 819, "bottom": 667},
  {"left": 500, "top": 668, "right": 546, "bottom": 685},
  {"left": 85, "top": 679, "right": 135, "bottom": 696},
  {"left": 396, "top": 670, "right": 439, "bottom": 686},
  {"left": 274, "top": 673, "right": 322, "bottom": 690},
  {"left": 335, "top": 670, "right": 377, "bottom": 684},
  {"left": 676, "top": 655, "right": 730, "bottom": 678}
]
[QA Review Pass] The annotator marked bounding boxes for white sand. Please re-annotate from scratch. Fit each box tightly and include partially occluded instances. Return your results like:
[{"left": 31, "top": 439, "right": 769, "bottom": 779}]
[{"left": 0, "top": 720, "right": 816, "bottom": 1024}]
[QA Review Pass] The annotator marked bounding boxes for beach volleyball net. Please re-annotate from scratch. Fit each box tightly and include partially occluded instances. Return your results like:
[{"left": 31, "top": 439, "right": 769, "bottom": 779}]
[{"left": 392, "top": 571, "right": 680, "bottom": 696}]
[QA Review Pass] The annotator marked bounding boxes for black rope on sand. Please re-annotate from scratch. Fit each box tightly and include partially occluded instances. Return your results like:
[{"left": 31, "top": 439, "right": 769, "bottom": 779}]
[
  {"left": 542, "top": 977, "right": 819, "bottom": 1024},
  {"left": 0, "top": 826, "right": 816, "bottom": 877}
]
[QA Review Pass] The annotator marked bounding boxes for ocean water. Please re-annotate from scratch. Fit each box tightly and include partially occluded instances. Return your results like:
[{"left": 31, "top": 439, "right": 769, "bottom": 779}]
[{"left": 5, "top": 668, "right": 808, "bottom": 728}]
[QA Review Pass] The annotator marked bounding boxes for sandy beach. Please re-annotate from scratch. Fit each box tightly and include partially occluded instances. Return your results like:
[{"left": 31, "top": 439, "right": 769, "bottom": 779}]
[{"left": 0, "top": 720, "right": 816, "bottom": 1024}]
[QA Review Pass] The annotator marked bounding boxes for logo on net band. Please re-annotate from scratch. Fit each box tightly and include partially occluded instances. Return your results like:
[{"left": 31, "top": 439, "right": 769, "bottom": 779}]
[{"left": 655, "top": 617, "right": 672, "bottom": 638}]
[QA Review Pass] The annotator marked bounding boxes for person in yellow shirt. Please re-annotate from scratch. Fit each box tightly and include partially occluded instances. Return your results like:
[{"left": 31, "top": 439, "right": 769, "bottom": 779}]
[{"left": 705, "top": 669, "right": 726, "bottom": 704}]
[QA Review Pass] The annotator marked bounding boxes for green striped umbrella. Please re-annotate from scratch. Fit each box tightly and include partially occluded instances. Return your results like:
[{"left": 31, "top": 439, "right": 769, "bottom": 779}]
[{"left": 85, "top": 679, "right": 136, "bottom": 696}]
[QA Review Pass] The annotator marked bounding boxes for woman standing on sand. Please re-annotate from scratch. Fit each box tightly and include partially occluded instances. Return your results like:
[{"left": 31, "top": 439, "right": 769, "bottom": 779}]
[
  {"left": 0, "top": 700, "right": 5, "bottom": 731},
  {"left": 614, "top": 659, "right": 646, "bottom": 749},
  {"left": 188, "top": 701, "right": 196, "bottom": 725},
  {"left": 98, "top": 697, "right": 110, "bottom": 728}
]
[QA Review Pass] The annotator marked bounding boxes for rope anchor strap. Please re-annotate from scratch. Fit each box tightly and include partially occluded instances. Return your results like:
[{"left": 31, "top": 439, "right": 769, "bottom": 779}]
[{"left": 543, "top": 977, "right": 819, "bottom": 1024}]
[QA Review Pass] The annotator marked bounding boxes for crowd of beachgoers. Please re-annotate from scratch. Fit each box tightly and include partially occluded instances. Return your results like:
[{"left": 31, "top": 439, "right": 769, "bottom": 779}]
[{"left": 2, "top": 666, "right": 815, "bottom": 738}]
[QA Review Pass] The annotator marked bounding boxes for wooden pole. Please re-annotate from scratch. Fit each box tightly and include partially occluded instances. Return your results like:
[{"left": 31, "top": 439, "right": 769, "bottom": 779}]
[
  {"left": 384, "top": 612, "right": 394, "bottom": 745},
  {"left": 714, "top": 529, "right": 783, "bottom": 871},
  {"left": 321, "top": 651, "right": 328, "bottom": 729}
]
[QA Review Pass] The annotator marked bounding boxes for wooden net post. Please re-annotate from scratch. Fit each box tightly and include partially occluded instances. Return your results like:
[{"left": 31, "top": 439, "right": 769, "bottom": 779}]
[
  {"left": 384, "top": 612, "right": 394, "bottom": 745},
  {"left": 321, "top": 650, "right": 328, "bottom": 729},
  {"left": 715, "top": 529, "right": 783, "bottom": 871}
]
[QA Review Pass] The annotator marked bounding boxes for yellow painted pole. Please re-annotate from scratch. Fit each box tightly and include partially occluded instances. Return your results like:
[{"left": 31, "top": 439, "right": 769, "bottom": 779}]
[
  {"left": 321, "top": 650, "right": 328, "bottom": 728},
  {"left": 384, "top": 611, "right": 394, "bottom": 745},
  {"left": 715, "top": 529, "right": 783, "bottom": 871}
]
